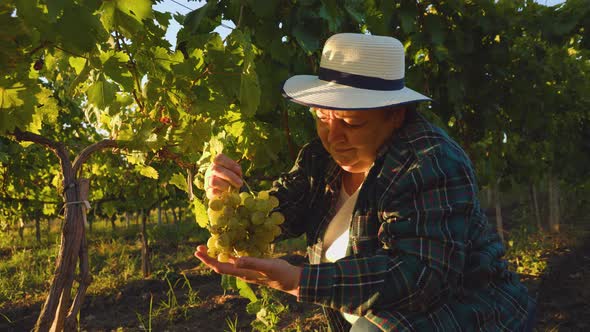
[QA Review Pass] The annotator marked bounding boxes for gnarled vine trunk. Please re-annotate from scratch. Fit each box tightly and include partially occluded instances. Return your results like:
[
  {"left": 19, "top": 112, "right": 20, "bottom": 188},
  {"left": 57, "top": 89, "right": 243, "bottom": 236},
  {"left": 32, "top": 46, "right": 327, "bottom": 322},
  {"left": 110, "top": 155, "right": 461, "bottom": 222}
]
[{"left": 13, "top": 129, "right": 116, "bottom": 332}]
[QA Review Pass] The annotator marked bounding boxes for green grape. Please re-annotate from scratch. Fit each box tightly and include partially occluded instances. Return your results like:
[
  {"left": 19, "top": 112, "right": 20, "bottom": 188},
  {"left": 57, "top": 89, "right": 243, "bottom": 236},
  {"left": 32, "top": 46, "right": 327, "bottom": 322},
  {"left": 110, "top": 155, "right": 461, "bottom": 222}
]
[
  {"left": 206, "top": 187, "right": 284, "bottom": 260},
  {"left": 208, "top": 209, "right": 223, "bottom": 226},
  {"left": 207, "top": 235, "right": 218, "bottom": 249},
  {"left": 216, "top": 233, "right": 231, "bottom": 248},
  {"left": 227, "top": 217, "right": 240, "bottom": 228},
  {"left": 208, "top": 198, "right": 224, "bottom": 211},
  {"left": 227, "top": 192, "right": 241, "bottom": 207},
  {"left": 269, "top": 212, "right": 285, "bottom": 225},
  {"left": 251, "top": 211, "right": 266, "bottom": 225},
  {"left": 207, "top": 247, "right": 219, "bottom": 257},
  {"left": 268, "top": 195, "right": 279, "bottom": 209},
  {"left": 253, "top": 231, "right": 274, "bottom": 244},
  {"left": 236, "top": 205, "right": 247, "bottom": 216},
  {"left": 243, "top": 196, "right": 256, "bottom": 210},
  {"left": 258, "top": 190, "right": 270, "bottom": 200},
  {"left": 217, "top": 252, "right": 231, "bottom": 263},
  {"left": 236, "top": 250, "right": 249, "bottom": 257},
  {"left": 255, "top": 199, "right": 269, "bottom": 212},
  {"left": 239, "top": 192, "right": 252, "bottom": 203},
  {"left": 271, "top": 225, "right": 282, "bottom": 237},
  {"left": 234, "top": 240, "right": 248, "bottom": 251}
]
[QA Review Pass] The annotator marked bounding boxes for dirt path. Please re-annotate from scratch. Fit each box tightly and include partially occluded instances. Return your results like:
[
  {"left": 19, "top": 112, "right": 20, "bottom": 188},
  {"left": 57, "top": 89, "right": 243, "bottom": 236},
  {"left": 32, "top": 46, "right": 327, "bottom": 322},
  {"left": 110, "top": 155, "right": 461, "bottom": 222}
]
[{"left": 524, "top": 233, "right": 590, "bottom": 331}]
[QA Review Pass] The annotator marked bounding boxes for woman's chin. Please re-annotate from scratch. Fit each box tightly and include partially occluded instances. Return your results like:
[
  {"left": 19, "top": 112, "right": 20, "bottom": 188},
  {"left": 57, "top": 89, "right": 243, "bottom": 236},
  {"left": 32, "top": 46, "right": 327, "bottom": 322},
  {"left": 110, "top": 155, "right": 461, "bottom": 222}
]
[
  {"left": 334, "top": 159, "right": 371, "bottom": 174},
  {"left": 335, "top": 161, "right": 361, "bottom": 173}
]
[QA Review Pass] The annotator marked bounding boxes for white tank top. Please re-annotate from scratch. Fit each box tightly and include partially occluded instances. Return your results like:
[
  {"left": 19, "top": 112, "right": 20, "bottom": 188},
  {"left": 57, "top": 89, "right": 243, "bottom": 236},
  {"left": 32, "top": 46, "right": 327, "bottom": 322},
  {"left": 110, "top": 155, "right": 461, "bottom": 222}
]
[{"left": 322, "top": 182, "right": 361, "bottom": 324}]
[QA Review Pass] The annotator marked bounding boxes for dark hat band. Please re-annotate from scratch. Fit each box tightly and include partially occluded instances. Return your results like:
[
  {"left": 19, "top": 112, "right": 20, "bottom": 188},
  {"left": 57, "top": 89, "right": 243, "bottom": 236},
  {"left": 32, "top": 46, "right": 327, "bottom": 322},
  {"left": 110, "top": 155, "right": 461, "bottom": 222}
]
[{"left": 318, "top": 67, "right": 404, "bottom": 91}]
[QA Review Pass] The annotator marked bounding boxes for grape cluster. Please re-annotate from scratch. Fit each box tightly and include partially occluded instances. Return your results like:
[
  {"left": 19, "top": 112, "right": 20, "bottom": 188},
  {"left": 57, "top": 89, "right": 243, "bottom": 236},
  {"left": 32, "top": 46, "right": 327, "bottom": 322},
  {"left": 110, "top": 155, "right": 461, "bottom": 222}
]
[{"left": 206, "top": 189, "right": 284, "bottom": 262}]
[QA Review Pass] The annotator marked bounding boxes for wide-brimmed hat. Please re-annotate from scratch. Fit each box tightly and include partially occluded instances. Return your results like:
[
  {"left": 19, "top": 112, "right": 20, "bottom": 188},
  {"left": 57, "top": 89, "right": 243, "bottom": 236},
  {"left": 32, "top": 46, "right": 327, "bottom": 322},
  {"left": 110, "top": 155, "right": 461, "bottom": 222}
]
[{"left": 282, "top": 33, "right": 431, "bottom": 110}]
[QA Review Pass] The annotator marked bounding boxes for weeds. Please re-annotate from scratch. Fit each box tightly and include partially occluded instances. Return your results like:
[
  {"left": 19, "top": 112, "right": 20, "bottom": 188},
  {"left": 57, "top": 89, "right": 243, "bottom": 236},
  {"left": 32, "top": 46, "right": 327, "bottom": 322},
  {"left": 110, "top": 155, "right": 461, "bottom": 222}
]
[
  {"left": 225, "top": 315, "right": 240, "bottom": 332},
  {"left": 135, "top": 293, "right": 154, "bottom": 332}
]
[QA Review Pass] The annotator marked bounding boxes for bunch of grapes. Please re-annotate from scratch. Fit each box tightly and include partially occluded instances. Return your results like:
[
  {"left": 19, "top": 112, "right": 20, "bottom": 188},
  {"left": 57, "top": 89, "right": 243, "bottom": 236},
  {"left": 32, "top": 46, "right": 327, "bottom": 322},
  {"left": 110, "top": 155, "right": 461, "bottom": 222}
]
[{"left": 206, "top": 189, "right": 285, "bottom": 262}]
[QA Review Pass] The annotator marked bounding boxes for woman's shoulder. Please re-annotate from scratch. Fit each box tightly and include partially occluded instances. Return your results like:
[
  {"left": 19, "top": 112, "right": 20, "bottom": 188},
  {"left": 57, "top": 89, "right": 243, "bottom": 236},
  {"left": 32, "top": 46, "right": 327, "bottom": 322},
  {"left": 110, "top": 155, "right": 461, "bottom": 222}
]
[{"left": 384, "top": 111, "right": 473, "bottom": 168}]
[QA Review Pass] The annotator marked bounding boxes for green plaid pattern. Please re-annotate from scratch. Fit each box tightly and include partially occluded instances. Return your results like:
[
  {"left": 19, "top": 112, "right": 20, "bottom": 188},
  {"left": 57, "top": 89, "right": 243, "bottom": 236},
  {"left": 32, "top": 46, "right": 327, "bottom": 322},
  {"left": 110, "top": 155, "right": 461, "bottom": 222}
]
[{"left": 272, "top": 111, "right": 532, "bottom": 331}]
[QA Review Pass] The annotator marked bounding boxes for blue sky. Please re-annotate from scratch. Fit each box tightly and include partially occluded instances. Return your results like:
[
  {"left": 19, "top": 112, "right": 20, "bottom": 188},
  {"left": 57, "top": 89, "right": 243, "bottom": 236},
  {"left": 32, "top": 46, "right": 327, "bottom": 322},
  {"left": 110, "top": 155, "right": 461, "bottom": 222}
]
[{"left": 153, "top": 0, "right": 567, "bottom": 48}]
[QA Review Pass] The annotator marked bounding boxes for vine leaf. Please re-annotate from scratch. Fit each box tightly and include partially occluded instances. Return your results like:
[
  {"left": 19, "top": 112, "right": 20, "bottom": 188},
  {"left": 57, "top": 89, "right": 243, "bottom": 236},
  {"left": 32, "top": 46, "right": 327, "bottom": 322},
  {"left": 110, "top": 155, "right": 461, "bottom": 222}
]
[{"left": 87, "top": 74, "right": 117, "bottom": 110}]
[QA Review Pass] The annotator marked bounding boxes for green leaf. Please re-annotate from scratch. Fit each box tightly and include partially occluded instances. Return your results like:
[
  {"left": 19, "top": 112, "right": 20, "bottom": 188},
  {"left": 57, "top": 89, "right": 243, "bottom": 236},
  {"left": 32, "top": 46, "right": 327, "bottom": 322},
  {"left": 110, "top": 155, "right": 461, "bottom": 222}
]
[
  {"left": 399, "top": 7, "right": 416, "bottom": 33},
  {"left": 221, "top": 274, "right": 238, "bottom": 291},
  {"left": 319, "top": 0, "right": 344, "bottom": 32},
  {"left": 170, "top": 172, "right": 188, "bottom": 192},
  {"left": 68, "top": 57, "right": 87, "bottom": 75},
  {"left": 192, "top": 198, "right": 208, "bottom": 228},
  {"left": 240, "top": 58, "right": 261, "bottom": 117},
  {"left": 86, "top": 74, "right": 118, "bottom": 109},
  {"left": 292, "top": 23, "right": 321, "bottom": 54},
  {"left": 0, "top": 84, "right": 25, "bottom": 109},
  {"left": 56, "top": 4, "right": 106, "bottom": 53},
  {"left": 246, "top": 0, "right": 279, "bottom": 18},
  {"left": 343, "top": 0, "right": 365, "bottom": 23},
  {"left": 183, "top": 2, "right": 219, "bottom": 34},
  {"left": 236, "top": 278, "right": 258, "bottom": 303},
  {"left": 46, "top": 0, "right": 67, "bottom": 22},
  {"left": 425, "top": 15, "right": 446, "bottom": 45},
  {"left": 101, "top": 51, "right": 134, "bottom": 91},
  {"left": 246, "top": 301, "right": 262, "bottom": 314},
  {"left": 115, "top": 0, "right": 152, "bottom": 23},
  {"left": 137, "top": 165, "right": 159, "bottom": 179}
]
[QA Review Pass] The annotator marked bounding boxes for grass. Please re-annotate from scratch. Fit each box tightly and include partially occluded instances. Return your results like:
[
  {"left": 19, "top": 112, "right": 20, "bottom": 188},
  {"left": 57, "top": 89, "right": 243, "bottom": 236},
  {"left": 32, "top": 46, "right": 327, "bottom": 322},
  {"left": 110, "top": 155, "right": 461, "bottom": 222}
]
[
  {"left": 0, "top": 217, "right": 209, "bottom": 308},
  {"left": 505, "top": 224, "right": 587, "bottom": 277}
]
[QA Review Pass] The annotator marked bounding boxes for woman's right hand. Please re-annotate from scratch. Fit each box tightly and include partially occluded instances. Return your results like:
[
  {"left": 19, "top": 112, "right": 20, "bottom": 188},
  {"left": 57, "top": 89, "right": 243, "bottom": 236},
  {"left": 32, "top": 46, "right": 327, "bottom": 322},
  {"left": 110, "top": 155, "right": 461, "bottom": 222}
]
[{"left": 204, "top": 153, "right": 243, "bottom": 200}]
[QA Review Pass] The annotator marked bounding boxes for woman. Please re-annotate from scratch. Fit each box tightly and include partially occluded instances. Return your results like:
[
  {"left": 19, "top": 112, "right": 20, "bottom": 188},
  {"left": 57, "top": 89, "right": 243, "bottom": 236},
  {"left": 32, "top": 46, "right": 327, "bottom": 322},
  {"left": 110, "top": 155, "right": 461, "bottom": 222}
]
[{"left": 196, "top": 33, "right": 535, "bottom": 331}]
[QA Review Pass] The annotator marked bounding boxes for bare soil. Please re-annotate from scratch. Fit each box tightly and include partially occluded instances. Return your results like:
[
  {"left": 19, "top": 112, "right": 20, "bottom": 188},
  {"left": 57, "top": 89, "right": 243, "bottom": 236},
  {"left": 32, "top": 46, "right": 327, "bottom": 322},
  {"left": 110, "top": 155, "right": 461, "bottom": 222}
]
[{"left": 2, "top": 233, "right": 589, "bottom": 332}]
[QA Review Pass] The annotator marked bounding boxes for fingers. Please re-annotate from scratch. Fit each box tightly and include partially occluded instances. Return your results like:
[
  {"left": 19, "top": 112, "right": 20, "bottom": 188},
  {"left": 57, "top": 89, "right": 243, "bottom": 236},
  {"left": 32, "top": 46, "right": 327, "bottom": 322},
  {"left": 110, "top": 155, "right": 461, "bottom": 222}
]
[
  {"left": 194, "top": 246, "right": 266, "bottom": 281},
  {"left": 213, "top": 154, "right": 243, "bottom": 178},
  {"left": 194, "top": 246, "right": 234, "bottom": 274},
  {"left": 235, "top": 256, "right": 275, "bottom": 274},
  {"left": 205, "top": 153, "right": 243, "bottom": 199}
]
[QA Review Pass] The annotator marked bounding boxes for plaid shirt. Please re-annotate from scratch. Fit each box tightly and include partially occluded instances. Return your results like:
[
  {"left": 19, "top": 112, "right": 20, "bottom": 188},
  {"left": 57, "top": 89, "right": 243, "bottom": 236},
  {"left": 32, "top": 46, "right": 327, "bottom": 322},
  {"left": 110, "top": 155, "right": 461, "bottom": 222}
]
[{"left": 272, "top": 111, "right": 531, "bottom": 331}]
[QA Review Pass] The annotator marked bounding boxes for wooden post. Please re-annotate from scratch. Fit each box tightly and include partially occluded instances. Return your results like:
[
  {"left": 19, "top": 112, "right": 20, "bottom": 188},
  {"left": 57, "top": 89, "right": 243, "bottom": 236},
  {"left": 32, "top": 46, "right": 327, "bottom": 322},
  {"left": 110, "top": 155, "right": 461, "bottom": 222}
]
[
  {"left": 141, "top": 209, "right": 151, "bottom": 278},
  {"left": 530, "top": 183, "right": 542, "bottom": 230},
  {"left": 64, "top": 178, "right": 93, "bottom": 331},
  {"left": 36, "top": 217, "right": 41, "bottom": 244}
]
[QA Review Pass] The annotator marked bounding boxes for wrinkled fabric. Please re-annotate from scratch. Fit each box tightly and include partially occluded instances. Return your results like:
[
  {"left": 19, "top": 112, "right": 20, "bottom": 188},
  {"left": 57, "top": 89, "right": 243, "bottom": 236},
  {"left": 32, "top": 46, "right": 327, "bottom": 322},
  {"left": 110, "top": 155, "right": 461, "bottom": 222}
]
[{"left": 272, "top": 111, "right": 532, "bottom": 331}]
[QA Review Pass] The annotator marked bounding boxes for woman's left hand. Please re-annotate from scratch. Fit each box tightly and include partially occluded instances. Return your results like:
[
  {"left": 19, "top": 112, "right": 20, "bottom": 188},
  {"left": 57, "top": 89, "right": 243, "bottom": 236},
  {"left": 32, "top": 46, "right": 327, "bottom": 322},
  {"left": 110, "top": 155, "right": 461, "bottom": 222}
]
[{"left": 194, "top": 245, "right": 302, "bottom": 297}]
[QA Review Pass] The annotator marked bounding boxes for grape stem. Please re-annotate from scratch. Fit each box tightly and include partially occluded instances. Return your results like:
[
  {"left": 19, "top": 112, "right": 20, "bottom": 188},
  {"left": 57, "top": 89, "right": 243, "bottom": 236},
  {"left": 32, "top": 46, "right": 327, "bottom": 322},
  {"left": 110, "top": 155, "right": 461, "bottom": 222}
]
[{"left": 242, "top": 178, "right": 255, "bottom": 195}]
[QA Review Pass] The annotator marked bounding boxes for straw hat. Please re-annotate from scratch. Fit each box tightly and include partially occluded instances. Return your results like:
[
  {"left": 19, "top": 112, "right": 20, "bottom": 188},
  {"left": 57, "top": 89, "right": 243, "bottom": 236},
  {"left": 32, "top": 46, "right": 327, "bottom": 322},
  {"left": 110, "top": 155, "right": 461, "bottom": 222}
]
[{"left": 282, "top": 33, "right": 431, "bottom": 110}]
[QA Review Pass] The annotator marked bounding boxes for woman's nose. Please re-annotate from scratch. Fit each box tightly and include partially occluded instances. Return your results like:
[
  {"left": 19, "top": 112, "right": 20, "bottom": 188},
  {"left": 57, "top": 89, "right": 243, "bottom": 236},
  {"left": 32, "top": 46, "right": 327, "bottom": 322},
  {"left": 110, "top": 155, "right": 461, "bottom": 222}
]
[{"left": 327, "top": 120, "right": 344, "bottom": 143}]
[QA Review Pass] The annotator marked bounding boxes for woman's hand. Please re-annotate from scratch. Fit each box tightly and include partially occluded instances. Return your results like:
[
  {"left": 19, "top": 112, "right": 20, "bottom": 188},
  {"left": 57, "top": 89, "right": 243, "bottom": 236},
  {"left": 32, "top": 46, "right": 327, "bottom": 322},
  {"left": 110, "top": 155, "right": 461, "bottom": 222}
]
[
  {"left": 194, "top": 245, "right": 302, "bottom": 297},
  {"left": 205, "top": 153, "right": 243, "bottom": 200}
]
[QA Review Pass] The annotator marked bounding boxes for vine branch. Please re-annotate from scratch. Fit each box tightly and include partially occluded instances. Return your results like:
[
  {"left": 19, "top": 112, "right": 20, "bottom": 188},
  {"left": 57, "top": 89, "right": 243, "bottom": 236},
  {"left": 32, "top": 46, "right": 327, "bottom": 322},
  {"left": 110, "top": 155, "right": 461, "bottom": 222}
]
[{"left": 72, "top": 139, "right": 118, "bottom": 175}]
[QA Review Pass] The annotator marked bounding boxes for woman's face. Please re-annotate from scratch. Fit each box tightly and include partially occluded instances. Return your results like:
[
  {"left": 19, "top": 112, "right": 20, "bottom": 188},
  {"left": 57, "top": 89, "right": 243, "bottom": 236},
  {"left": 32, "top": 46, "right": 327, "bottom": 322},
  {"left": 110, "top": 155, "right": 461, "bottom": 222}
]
[{"left": 314, "top": 107, "right": 405, "bottom": 174}]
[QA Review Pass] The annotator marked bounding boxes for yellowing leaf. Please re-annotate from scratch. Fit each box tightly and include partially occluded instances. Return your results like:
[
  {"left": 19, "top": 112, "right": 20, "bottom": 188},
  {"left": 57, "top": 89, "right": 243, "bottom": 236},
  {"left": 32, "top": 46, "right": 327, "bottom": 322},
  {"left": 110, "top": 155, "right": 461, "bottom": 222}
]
[
  {"left": 0, "top": 84, "right": 25, "bottom": 108},
  {"left": 568, "top": 47, "right": 578, "bottom": 56},
  {"left": 69, "top": 57, "right": 87, "bottom": 75},
  {"left": 193, "top": 198, "right": 208, "bottom": 228},
  {"left": 170, "top": 172, "right": 188, "bottom": 192},
  {"left": 137, "top": 165, "right": 159, "bottom": 179},
  {"left": 116, "top": 0, "right": 152, "bottom": 22}
]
